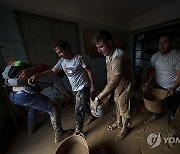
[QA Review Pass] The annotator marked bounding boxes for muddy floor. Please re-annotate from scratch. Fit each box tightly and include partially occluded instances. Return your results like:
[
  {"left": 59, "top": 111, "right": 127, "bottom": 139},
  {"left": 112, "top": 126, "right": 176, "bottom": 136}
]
[{"left": 5, "top": 101, "right": 180, "bottom": 154}]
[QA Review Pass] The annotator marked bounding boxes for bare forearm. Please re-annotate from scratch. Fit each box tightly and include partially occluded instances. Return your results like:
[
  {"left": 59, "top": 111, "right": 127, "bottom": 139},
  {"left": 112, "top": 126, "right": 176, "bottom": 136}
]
[
  {"left": 35, "top": 69, "right": 56, "bottom": 79},
  {"left": 88, "top": 71, "right": 95, "bottom": 88},
  {"left": 169, "top": 69, "right": 180, "bottom": 91},
  {"left": 172, "top": 81, "right": 180, "bottom": 91},
  {"left": 107, "top": 73, "right": 110, "bottom": 83},
  {"left": 98, "top": 76, "right": 119, "bottom": 100},
  {"left": 29, "top": 68, "right": 58, "bottom": 84},
  {"left": 85, "top": 66, "right": 95, "bottom": 89}
]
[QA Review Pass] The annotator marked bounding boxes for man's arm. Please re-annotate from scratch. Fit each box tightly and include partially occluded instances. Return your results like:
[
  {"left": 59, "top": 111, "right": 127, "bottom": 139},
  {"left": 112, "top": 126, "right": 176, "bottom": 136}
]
[
  {"left": 84, "top": 65, "right": 95, "bottom": 92},
  {"left": 106, "top": 63, "right": 110, "bottom": 83},
  {"left": 91, "top": 57, "right": 121, "bottom": 112},
  {"left": 90, "top": 74, "right": 120, "bottom": 112},
  {"left": 144, "top": 66, "right": 155, "bottom": 89},
  {"left": 98, "top": 74, "right": 120, "bottom": 100},
  {"left": 28, "top": 68, "right": 59, "bottom": 84},
  {"left": 171, "top": 69, "right": 180, "bottom": 92}
]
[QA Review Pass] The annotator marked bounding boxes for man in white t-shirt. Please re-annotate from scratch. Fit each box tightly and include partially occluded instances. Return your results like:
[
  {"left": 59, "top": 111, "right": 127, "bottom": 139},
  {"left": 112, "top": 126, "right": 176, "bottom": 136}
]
[
  {"left": 144, "top": 33, "right": 180, "bottom": 135},
  {"left": 91, "top": 30, "right": 135, "bottom": 141},
  {"left": 29, "top": 40, "right": 95, "bottom": 136}
]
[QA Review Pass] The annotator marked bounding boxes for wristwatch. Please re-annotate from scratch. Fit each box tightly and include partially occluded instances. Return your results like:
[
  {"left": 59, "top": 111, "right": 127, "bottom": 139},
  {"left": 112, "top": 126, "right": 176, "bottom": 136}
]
[{"left": 95, "top": 96, "right": 100, "bottom": 103}]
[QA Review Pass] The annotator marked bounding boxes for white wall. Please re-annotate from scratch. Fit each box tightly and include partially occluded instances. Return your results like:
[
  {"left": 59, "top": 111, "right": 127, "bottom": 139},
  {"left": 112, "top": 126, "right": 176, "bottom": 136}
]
[{"left": 130, "top": 0, "right": 180, "bottom": 31}]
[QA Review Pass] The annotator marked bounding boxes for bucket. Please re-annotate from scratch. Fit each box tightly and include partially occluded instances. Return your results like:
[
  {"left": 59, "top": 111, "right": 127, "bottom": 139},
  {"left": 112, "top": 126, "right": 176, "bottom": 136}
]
[
  {"left": 143, "top": 88, "right": 168, "bottom": 113},
  {"left": 90, "top": 95, "right": 111, "bottom": 117},
  {"left": 56, "top": 135, "right": 89, "bottom": 154}
]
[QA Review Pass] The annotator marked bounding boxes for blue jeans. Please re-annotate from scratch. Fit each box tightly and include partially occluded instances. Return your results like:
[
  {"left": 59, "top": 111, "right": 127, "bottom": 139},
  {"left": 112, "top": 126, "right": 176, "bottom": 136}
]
[
  {"left": 73, "top": 87, "right": 91, "bottom": 129},
  {"left": 10, "top": 91, "right": 62, "bottom": 134}
]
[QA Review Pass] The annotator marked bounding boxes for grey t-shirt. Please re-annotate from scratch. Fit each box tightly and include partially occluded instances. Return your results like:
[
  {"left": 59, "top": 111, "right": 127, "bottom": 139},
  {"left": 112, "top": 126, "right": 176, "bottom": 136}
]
[
  {"left": 151, "top": 49, "right": 180, "bottom": 91},
  {"left": 53, "top": 55, "right": 89, "bottom": 92}
]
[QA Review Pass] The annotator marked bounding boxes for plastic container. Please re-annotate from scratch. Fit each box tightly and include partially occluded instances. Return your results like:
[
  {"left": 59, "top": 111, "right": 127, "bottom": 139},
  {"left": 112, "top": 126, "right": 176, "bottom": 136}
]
[{"left": 90, "top": 95, "right": 111, "bottom": 117}]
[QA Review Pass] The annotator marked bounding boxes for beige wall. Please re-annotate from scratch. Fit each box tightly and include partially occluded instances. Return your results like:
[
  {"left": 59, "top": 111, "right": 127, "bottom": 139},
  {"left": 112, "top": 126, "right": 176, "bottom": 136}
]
[{"left": 130, "top": 0, "right": 180, "bottom": 31}]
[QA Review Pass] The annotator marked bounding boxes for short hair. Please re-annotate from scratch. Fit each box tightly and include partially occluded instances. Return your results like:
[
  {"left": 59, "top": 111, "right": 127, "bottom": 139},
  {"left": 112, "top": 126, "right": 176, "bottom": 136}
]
[
  {"left": 53, "top": 40, "right": 71, "bottom": 50},
  {"left": 93, "top": 29, "right": 113, "bottom": 44},
  {"left": 159, "top": 33, "right": 174, "bottom": 41}
]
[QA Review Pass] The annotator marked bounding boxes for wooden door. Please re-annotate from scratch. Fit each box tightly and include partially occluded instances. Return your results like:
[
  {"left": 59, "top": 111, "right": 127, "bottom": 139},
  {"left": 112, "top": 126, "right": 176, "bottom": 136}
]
[
  {"left": 17, "top": 13, "right": 79, "bottom": 66},
  {"left": 17, "top": 14, "right": 57, "bottom": 66}
]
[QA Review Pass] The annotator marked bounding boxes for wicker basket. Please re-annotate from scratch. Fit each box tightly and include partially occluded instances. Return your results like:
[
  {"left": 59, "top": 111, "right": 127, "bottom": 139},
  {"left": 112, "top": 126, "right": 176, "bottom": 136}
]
[
  {"left": 143, "top": 88, "right": 168, "bottom": 113},
  {"left": 56, "top": 135, "right": 89, "bottom": 154}
]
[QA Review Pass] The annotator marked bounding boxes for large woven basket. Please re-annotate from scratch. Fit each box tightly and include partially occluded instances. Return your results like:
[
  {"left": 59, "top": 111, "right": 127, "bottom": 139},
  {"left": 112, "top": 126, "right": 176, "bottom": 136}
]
[
  {"left": 143, "top": 88, "right": 168, "bottom": 113},
  {"left": 56, "top": 135, "right": 89, "bottom": 154}
]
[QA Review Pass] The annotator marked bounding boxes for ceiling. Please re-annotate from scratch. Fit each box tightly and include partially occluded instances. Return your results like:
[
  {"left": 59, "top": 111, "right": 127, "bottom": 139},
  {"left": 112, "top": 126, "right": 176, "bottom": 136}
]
[
  {"left": 0, "top": 0, "right": 176, "bottom": 20},
  {"left": 78, "top": 0, "right": 176, "bottom": 20},
  {"left": 0, "top": 0, "right": 177, "bottom": 30}
]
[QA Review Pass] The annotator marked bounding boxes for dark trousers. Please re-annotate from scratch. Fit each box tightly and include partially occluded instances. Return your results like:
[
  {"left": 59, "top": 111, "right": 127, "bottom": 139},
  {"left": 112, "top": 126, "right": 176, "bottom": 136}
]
[
  {"left": 154, "top": 85, "right": 180, "bottom": 123},
  {"left": 73, "top": 87, "right": 91, "bottom": 129}
]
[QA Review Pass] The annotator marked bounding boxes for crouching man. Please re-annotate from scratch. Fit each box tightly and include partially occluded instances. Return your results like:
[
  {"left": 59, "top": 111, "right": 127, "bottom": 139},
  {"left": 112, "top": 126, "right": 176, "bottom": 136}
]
[{"left": 2, "top": 60, "right": 72, "bottom": 143}]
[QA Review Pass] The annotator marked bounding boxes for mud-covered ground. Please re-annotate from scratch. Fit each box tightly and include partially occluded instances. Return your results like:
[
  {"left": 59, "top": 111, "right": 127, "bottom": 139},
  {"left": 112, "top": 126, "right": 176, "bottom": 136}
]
[{"left": 5, "top": 100, "right": 180, "bottom": 154}]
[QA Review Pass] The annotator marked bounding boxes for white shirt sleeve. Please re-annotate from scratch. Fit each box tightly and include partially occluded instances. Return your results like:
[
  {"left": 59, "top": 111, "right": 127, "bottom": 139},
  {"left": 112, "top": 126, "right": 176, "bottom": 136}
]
[
  {"left": 151, "top": 52, "right": 159, "bottom": 67},
  {"left": 53, "top": 59, "right": 63, "bottom": 71}
]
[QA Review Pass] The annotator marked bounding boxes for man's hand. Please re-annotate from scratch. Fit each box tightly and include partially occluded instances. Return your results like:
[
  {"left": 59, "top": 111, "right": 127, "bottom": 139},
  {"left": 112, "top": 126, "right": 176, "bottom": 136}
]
[
  {"left": 90, "top": 85, "right": 95, "bottom": 94},
  {"left": 28, "top": 75, "right": 36, "bottom": 86},
  {"left": 90, "top": 96, "right": 100, "bottom": 113},
  {"left": 166, "top": 88, "right": 175, "bottom": 97},
  {"left": 142, "top": 82, "right": 150, "bottom": 91}
]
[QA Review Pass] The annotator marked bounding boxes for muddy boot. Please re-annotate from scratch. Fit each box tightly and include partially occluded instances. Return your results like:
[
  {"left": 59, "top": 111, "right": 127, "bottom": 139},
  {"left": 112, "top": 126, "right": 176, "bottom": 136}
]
[
  {"left": 144, "top": 113, "right": 159, "bottom": 124},
  {"left": 85, "top": 115, "right": 97, "bottom": 125}
]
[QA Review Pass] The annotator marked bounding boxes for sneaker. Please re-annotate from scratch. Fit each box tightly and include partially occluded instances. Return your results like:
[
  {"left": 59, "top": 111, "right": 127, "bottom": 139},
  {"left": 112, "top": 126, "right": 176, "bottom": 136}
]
[
  {"left": 85, "top": 115, "right": 97, "bottom": 125},
  {"left": 55, "top": 129, "right": 73, "bottom": 143},
  {"left": 115, "top": 128, "right": 129, "bottom": 141},
  {"left": 144, "top": 113, "right": 159, "bottom": 124}
]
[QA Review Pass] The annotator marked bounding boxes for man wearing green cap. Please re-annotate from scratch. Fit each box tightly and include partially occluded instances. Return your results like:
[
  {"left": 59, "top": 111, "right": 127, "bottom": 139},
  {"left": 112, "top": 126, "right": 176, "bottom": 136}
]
[{"left": 2, "top": 60, "right": 73, "bottom": 143}]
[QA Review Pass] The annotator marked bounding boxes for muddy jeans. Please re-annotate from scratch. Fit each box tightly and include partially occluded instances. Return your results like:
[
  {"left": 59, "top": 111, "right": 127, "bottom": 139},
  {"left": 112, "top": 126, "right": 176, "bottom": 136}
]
[
  {"left": 73, "top": 87, "right": 90, "bottom": 130},
  {"left": 10, "top": 91, "right": 62, "bottom": 134}
]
